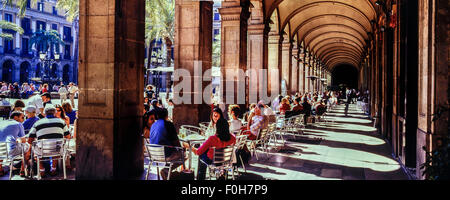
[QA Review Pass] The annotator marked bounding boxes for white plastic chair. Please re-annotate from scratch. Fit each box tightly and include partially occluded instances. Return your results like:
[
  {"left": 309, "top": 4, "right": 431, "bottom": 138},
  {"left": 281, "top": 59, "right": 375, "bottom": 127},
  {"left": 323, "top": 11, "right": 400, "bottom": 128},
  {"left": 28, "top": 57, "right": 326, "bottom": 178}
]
[
  {"left": 0, "top": 141, "right": 27, "bottom": 180},
  {"left": 32, "top": 138, "right": 67, "bottom": 180},
  {"left": 144, "top": 144, "right": 185, "bottom": 180}
]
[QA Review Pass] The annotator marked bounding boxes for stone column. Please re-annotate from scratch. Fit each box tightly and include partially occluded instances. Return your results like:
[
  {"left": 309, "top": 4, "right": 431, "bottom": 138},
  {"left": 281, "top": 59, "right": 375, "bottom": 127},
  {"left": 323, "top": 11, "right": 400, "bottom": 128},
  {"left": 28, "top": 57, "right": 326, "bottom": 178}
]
[
  {"left": 247, "top": 0, "right": 268, "bottom": 104},
  {"left": 0, "top": 13, "right": 2, "bottom": 45},
  {"left": 305, "top": 55, "right": 310, "bottom": 93},
  {"left": 298, "top": 51, "right": 305, "bottom": 94},
  {"left": 15, "top": 16, "right": 20, "bottom": 49},
  {"left": 280, "top": 35, "right": 291, "bottom": 96},
  {"left": 291, "top": 44, "right": 298, "bottom": 94},
  {"left": 173, "top": 0, "right": 213, "bottom": 127},
  {"left": 268, "top": 33, "right": 280, "bottom": 97},
  {"left": 77, "top": 0, "right": 145, "bottom": 179},
  {"left": 219, "top": 0, "right": 250, "bottom": 113}
]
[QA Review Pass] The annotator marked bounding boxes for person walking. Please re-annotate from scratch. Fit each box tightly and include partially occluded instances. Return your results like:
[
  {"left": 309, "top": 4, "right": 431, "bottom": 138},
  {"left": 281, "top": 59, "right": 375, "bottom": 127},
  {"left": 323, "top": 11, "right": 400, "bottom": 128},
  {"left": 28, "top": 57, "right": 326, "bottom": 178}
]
[
  {"left": 68, "top": 82, "right": 79, "bottom": 109},
  {"left": 58, "top": 84, "right": 68, "bottom": 104}
]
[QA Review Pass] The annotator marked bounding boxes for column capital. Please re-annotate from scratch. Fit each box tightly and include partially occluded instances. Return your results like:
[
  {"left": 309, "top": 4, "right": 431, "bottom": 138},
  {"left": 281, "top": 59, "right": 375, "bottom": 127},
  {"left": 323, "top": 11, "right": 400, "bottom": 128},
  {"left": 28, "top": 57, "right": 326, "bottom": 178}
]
[
  {"left": 248, "top": 23, "right": 266, "bottom": 35},
  {"left": 268, "top": 32, "right": 280, "bottom": 44},
  {"left": 219, "top": 1, "right": 250, "bottom": 22}
]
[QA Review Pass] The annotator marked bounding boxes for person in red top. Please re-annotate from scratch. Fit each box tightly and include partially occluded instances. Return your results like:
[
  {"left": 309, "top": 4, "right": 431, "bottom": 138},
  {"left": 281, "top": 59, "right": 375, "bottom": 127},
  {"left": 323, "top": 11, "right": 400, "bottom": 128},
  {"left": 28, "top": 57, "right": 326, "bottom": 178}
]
[
  {"left": 184, "top": 117, "right": 236, "bottom": 180},
  {"left": 278, "top": 97, "right": 291, "bottom": 115}
]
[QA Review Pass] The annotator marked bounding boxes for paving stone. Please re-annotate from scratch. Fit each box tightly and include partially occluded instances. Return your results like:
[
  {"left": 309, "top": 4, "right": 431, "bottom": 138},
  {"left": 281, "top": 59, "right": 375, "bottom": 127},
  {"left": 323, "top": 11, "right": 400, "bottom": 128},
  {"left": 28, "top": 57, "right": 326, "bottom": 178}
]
[{"left": 320, "top": 168, "right": 343, "bottom": 178}]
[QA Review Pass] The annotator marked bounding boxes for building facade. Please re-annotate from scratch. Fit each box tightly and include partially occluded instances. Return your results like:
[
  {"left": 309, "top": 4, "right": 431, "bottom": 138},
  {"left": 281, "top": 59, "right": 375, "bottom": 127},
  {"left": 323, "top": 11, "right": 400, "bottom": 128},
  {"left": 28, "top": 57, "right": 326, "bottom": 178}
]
[{"left": 0, "top": 0, "right": 77, "bottom": 85}]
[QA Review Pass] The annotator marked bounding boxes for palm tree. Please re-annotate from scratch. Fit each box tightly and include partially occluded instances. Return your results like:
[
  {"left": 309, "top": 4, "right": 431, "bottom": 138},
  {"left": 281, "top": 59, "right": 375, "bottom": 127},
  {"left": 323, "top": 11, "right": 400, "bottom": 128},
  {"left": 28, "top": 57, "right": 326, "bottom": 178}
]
[
  {"left": 1, "top": 0, "right": 31, "bottom": 17},
  {"left": 29, "top": 29, "right": 64, "bottom": 55},
  {"left": 56, "top": 0, "right": 79, "bottom": 83},
  {"left": 0, "top": 20, "right": 23, "bottom": 40},
  {"left": 145, "top": 0, "right": 174, "bottom": 69}
]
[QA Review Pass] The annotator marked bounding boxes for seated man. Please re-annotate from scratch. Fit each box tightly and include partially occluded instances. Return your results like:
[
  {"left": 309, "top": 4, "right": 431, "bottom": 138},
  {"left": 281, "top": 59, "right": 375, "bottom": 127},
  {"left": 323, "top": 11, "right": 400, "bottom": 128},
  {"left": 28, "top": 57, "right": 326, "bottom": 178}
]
[
  {"left": 244, "top": 104, "right": 268, "bottom": 140},
  {"left": 27, "top": 104, "right": 71, "bottom": 177},
  {"left": 286, "top": 97, "right": 303, "bottom": 118},
  {"left": 23, "top": 105, "right": 39, "bottom": 135},
  {"left": 0, "top": 111, "right": 29, "bottom": 177},
  {"left": 149, "top": 108, "right": 185, "bottom": 180}
]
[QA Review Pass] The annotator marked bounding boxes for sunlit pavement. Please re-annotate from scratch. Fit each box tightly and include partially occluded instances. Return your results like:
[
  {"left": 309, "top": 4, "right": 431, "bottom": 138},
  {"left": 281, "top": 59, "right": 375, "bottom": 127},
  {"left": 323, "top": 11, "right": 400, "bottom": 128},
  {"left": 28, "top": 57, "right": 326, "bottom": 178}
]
[{"left": 144, "top": 103, "right": 408, "bottom": 180}]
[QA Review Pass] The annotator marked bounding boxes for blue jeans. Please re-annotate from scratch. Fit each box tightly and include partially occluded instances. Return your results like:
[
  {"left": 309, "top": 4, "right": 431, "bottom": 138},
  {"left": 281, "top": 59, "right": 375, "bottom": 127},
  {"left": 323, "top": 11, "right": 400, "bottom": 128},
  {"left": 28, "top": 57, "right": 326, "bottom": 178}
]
[{"left": 197, "top": 152, "right": 212, "bottom": 180}]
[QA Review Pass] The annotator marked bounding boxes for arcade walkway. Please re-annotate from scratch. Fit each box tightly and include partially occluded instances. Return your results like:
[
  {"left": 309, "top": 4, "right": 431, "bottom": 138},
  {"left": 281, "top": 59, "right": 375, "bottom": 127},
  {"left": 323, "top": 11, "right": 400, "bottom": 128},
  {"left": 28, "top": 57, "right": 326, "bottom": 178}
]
[{"left": 144, "top": 104, "right": 408, "bottom": 180}]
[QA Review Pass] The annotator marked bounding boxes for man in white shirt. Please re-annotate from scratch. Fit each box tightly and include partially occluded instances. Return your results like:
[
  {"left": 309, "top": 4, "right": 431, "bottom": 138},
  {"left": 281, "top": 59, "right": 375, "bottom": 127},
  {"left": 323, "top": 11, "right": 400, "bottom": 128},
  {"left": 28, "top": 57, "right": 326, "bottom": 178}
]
[
  {"left": 68, "top": 82, "right": 79, "bottom": 109},
  {"left": 58, "top": 84, "right": 68, "bottom": 104},
  {"left": 27, "top": 93, "right": 44, "bottom": 118}
]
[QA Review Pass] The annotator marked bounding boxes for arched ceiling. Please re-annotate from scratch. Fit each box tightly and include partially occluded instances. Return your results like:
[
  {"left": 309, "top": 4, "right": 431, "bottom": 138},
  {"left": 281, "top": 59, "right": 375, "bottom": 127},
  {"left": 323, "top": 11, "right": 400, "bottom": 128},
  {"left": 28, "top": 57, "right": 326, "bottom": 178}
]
[{"left": 264, "top": 0, "right": 378, "bottom": 70}]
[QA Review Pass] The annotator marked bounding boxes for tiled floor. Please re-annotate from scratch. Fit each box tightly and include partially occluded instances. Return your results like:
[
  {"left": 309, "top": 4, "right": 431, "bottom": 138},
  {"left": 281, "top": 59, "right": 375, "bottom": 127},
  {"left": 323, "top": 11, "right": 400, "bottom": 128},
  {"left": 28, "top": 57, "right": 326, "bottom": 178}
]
[
  {"left": 1, "top": 103, "right": 408, "bottom": 180},
  {"left": 144, "top": 103, "right": 408, "bottom": 180}
]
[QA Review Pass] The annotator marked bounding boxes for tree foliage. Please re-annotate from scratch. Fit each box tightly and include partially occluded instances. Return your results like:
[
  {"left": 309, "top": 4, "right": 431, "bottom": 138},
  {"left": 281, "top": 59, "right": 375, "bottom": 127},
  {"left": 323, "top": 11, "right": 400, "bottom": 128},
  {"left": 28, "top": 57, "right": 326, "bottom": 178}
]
[
  {"left": 145, "top": 0, "right": 174, "bottom": 45},
  {"left": 56, "top": 0, "right": 79, "bottom": 22},
  {"left": 29, "top": 29, "right": 64, "bottom": 53},
  {"left": 1, "top": 0, "right": 32, "bottom": 17},
  {"left": 0, "top": 20, "right": 23, "bottom": 40}
]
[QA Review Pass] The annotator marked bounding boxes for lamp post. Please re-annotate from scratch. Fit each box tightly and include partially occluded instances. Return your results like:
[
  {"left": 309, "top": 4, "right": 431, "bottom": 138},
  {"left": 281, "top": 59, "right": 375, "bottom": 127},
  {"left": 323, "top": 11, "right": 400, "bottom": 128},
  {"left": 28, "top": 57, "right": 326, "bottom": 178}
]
[{"left": 39, "top": 51, "right": 61, "bottom": 87}]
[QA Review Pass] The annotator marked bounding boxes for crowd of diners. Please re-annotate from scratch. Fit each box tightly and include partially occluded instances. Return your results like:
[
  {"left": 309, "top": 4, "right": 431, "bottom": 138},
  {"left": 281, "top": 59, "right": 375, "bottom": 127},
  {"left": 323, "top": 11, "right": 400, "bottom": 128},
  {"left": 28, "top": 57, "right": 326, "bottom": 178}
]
[{"left": 143, "top": 86, "right": 367, "bottom": 180}]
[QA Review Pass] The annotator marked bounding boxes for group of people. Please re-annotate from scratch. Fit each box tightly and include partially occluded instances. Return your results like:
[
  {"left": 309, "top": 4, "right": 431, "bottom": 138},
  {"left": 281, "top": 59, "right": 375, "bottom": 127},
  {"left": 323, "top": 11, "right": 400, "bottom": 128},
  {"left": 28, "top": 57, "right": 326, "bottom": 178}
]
[
  {"left": 0, "top": 91, "right": 78, "bottom": 178},
  {"left": 0, "top": 81, "right": 79, "bottom": 109}
]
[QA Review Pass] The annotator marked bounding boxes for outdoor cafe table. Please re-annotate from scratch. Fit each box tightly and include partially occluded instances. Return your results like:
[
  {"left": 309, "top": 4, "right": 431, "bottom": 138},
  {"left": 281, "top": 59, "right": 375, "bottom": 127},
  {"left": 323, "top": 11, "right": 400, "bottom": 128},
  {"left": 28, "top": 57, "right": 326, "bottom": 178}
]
[{"left": 179, "top": 134, "right": 206, "bottom": 170}]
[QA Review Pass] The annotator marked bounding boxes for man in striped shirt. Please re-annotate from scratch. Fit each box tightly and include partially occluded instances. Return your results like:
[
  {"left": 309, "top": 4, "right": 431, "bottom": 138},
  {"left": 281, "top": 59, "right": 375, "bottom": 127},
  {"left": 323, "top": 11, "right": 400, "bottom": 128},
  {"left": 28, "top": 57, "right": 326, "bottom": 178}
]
[{"left": 27, "top": 104, "right": 71, "bottom": 177}]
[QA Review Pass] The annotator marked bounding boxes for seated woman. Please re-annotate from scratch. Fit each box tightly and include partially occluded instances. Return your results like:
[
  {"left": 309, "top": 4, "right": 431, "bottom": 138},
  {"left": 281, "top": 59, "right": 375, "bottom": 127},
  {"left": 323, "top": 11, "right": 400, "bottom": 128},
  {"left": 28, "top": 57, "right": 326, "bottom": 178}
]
[
  {"left": 278, "top": 97, "right": 291, "bottom": 115},
  {"left": 55, "top": 104, "right": 70, "bottom": 128},
  {"left": 205, "top": 107, "right": 225, "bottom": 137},
  {"left": 228, "top": 105, "right": 242, "bottom": 134},
  {"left": 143, "top": 109, "right": 158, "bottom": 139},
  {"left": 62, "top": 102, "right": 77, "bottom": 125},
  {"left": 184, "top": 117, "right": 236, "bottom": 180},
  {"left": 244, "top": 104, "right": 268, "bottom": 140}
]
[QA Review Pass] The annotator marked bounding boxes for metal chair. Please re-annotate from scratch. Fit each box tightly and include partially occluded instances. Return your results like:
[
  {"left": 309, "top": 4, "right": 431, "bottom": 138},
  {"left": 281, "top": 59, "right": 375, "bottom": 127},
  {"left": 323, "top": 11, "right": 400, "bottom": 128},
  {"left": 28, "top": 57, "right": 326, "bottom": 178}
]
[
  {"left": 233, "top": 134, "right": 248, "bottom": 175},
  {"left": 32, "top": 138, "right": 67, "bottom": 180},
  {"left": 198, "top": 122, "right": 209, "bottom": 132},
  {"left": 0, "top": 141, "right": 28, "bottom": 180},
  {"left": 247, "top": 128, "right": 270, "bottom": 160},
  {"left": 180, "top": 125, "right": 203, "bottom": 136},
  {"left": 204, "top": 145, "right": 235, "bottom": 180},
  {"left": 144, "top": 144, "right": 185, "bottom": 180}
]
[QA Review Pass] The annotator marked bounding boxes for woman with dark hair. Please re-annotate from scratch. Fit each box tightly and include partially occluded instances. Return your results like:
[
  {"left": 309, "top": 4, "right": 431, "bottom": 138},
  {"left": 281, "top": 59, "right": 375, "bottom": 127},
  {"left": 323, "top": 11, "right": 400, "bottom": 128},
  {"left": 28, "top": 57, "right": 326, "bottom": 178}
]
[
  {"left": 62, "top": 102, "right": 77, "bottom": 124},
  {"left": 55, "top": 104, "right": 70, "bottom": 127},
  {"left": 12, "top": 99, "right": 26, "bottom": 112},
  {"left": 205, "top": 107, "right": 225, "bottom": 137},
  {"left": 143, "top": 109, "right": 158, "bottom": 139},
  {"left": 184, "top": 117, "right": 236, "bottom": 180}
]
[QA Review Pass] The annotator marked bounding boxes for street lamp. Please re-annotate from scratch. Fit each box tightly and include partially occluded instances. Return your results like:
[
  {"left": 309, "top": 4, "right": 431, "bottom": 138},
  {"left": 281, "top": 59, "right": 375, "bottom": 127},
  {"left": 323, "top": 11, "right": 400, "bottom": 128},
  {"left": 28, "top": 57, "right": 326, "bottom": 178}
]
[{"left": 38, "top": 51, "right": 61, "bottom": 86}]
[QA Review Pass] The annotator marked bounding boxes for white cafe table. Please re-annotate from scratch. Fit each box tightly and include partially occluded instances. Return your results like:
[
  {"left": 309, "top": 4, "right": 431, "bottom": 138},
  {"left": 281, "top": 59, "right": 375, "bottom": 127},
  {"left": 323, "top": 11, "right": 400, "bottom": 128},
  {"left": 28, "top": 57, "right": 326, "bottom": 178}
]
[{"left": 179, "top": 134, "right": 206, "bottom": 170}]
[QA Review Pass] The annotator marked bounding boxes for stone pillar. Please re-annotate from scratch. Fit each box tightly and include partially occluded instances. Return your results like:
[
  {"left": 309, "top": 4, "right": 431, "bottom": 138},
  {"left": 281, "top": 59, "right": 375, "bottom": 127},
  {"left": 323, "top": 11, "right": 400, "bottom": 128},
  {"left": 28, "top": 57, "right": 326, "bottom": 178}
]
[
  {"left": 77, "top": 0, "right": 145, "bottom": 179},
  {"left": 247, "top": 0, "right": 268, "bottom": 104},
  {"left": 291, "top": 45, "right": 298, "bottom": 94},
  {"left": 173, "top": 1, "right": 213, "bottom": 127},
  {"left": 280, "top": 35, "right": 291, "bottom": 96},
  {"left": 219, "top": 0, "right": 250, "bottom": 113},
  {"left": 15, "top": 16, "right": 20, "bottom": 49},
  {"left": 298, "top": 51, "right": 305, "bottom": 94},
  {"left": 416, "top": 0, "right": 449, "bottom": 179},
  {"left": 305, "top": 59, "right": 310, "bottom": 93},
  {"left": 268, "top": 33, "right": 280, "bottom": 97},
  {"left": 0, "top": 13, "right": 2, "bottom": 45}
]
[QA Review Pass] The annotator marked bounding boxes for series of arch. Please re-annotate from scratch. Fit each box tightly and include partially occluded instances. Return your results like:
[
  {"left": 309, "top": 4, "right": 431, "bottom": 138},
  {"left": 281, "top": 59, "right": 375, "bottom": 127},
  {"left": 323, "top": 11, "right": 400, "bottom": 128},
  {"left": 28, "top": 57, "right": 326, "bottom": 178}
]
[
  {"left": 263, "top": 0, "right": 378, "bottom": 71},
  {"left": 0, "top": 58, "right": 73, "bottom": 84}
]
